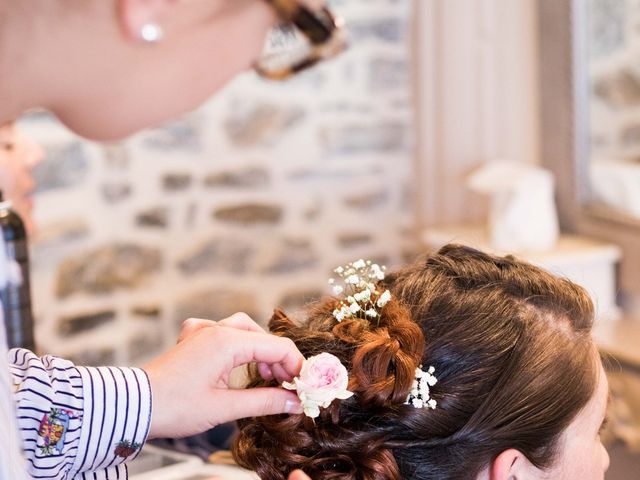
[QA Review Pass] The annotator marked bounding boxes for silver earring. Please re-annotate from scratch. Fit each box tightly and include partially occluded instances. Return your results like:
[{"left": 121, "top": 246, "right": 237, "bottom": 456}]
[{"left": 140, "top": 23, "right": 163, "bottom": 43}]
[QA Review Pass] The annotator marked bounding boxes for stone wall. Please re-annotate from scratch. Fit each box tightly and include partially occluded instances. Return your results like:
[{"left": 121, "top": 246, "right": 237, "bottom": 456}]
[{"left": 19, "top": 0, "right": 416, "bottom": 367}]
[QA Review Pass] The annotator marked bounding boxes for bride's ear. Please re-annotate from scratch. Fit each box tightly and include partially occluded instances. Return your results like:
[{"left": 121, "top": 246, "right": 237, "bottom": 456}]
[
  {"left": 116, "top": 0, "right": 177, "bottom": 41},
  {"left": 489, "top": 449, "right": 537, "bottom": 480}
]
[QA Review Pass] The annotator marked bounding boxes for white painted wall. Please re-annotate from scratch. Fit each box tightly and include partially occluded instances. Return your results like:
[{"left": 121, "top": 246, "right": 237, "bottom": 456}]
[{"left": 412, "top": 0, "right": 540, "bottom": 227}]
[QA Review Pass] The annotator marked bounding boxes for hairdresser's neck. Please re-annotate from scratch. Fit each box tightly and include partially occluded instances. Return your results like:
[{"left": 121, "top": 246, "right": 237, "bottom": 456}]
[
  {"left": 0, "top": 0, "right": 61, "bottom": 125},
  {"left": 0, "top": 4, "right": 37, "bottom": 125},
  {"left": 0, "top": 1, "right": 71, "bottom": 126}
]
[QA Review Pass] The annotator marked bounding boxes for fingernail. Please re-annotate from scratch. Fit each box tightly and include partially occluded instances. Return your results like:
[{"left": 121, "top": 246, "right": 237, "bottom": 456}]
[{"left": 285, "top": 399, "right": 304, "bottom": 414}]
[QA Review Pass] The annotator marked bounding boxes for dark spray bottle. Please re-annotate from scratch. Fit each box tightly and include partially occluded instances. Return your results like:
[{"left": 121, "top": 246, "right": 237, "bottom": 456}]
[{"left": 0, "top": 190, "right": 35, "bottom": 351}]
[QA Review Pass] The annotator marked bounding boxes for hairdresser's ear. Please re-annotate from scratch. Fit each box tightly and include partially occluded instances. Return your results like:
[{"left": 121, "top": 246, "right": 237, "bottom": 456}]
[
  {"left": 116, "top": 0, "right": 177, "bottom": 41},
  {"left": 489, "top": 449, "right": 537, "bottom": 480}
]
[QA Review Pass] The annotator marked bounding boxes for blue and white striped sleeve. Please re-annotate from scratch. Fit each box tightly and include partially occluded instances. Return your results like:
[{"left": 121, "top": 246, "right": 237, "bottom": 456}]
[{"left": 8, "top": 348, "right": 152, "bottom": 480}]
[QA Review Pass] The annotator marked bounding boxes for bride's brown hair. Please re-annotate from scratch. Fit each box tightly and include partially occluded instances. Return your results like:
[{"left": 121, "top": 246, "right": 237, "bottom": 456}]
[{"left": 233, "top": 245, "right": 597, "bottom": 480}]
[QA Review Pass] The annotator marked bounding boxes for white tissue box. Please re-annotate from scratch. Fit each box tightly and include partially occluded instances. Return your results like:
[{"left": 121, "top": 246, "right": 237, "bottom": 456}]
[{"left": 421, "top": 225, "right": 622, "bottom": 324}]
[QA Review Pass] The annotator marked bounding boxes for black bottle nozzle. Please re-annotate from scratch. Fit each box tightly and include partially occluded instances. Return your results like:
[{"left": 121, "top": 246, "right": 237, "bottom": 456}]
[{"left": 0, "top": 195, "right": 35, "bottom": 351}]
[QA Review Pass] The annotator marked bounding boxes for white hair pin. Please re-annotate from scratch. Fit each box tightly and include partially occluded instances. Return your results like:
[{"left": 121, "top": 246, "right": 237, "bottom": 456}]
[{"left": 406, "top": 365, "right": 438, "bottom": 409}]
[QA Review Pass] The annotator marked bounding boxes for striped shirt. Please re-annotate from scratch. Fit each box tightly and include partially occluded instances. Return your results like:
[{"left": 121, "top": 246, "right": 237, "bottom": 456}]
[{"left": 0, "top": 314, "right": 152, "bottom": 479}]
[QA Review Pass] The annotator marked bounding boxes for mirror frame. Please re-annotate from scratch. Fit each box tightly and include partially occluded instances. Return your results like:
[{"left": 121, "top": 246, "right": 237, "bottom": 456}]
[{"left": 538, "top": 0, "right": 640, "bottom": 297}]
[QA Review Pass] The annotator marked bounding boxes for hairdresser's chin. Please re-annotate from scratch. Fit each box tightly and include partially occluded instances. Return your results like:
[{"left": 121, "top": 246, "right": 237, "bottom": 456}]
[{"left": 51, "top": 58, "right": 255, "bottom": 142}]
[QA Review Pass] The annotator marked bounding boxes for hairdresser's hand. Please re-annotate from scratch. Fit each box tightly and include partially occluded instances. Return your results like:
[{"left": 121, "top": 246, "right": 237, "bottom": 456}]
[
  {"left": 288, "top": 471, "right": 311, "bottom": 480},
  {"left": 144, "top": 313, "right": 305, "bottom": 439}
]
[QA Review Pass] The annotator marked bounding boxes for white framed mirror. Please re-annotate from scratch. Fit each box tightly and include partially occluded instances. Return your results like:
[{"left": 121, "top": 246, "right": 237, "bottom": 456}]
[{"left": 539, "top": 0, "right": 640, "bottom": 302}]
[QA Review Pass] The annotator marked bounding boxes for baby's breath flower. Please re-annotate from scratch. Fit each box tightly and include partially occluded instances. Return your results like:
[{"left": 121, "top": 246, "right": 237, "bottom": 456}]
[
  {"left": 346, "top": 274, "right": 360, "bottom": 285},
  {"left": 353, "top": 259, "right": 366, "bottom": 269},
  {"left": 354, "top": 290, "right": 369, "bottom": 302},
  {"left": 377, "top": 290, "right": 391, "bottom": 308},
  {"left": 329, "top": 259, "right": 393, "bottom": 323}
]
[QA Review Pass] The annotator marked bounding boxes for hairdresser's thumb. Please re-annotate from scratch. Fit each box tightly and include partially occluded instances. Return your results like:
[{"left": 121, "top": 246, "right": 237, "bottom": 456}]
[
  {"left": 222, "top": 387, "right": 303, "bottom": 420},
  {"left": 288, "top": 470, "right": 312, "bottom": 480}
]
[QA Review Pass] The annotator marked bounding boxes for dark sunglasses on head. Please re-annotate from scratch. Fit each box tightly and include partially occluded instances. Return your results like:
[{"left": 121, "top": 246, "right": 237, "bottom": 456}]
[{"left": 256, "top": 0, "right": 348, "bottom": 80}]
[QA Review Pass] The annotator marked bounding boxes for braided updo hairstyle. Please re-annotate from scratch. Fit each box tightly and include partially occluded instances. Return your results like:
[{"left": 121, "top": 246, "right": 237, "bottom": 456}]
[{"left": 233, "top": 244, "right": 598, "bottom": 480}]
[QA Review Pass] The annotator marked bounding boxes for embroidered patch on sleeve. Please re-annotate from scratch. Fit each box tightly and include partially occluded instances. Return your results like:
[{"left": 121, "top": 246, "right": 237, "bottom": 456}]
[
  {"left": 114, "top": 439, "right": 142, "bottom": 459},
  {"left": 38, "top": 408, "right": 73, "bottom": 455}
]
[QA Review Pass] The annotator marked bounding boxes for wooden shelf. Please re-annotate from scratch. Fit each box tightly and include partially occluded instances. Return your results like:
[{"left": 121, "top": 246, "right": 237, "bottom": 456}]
[
  {"left": 421, "top": 225, "right": 622, "bottom": 265},
  {"left": 594, "top": 318, "right": 640, "bottom": 370}
]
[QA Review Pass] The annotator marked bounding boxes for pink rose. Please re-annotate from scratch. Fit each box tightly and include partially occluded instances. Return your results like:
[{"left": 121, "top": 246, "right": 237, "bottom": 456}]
[{"left": 282, "top": 352, "right": 353, "bottom": 419}]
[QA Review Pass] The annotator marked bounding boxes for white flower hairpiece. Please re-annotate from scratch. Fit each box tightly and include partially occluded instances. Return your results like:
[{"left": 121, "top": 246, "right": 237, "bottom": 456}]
[
  {"left": 282, "top": 352, "right": 354, "bottom": 419},
  {"left": 405, "top": 365, "right": 438, "bottom": 409},
  {"left": 329, "top": 259, "right": 391, "bottom": 323}
]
